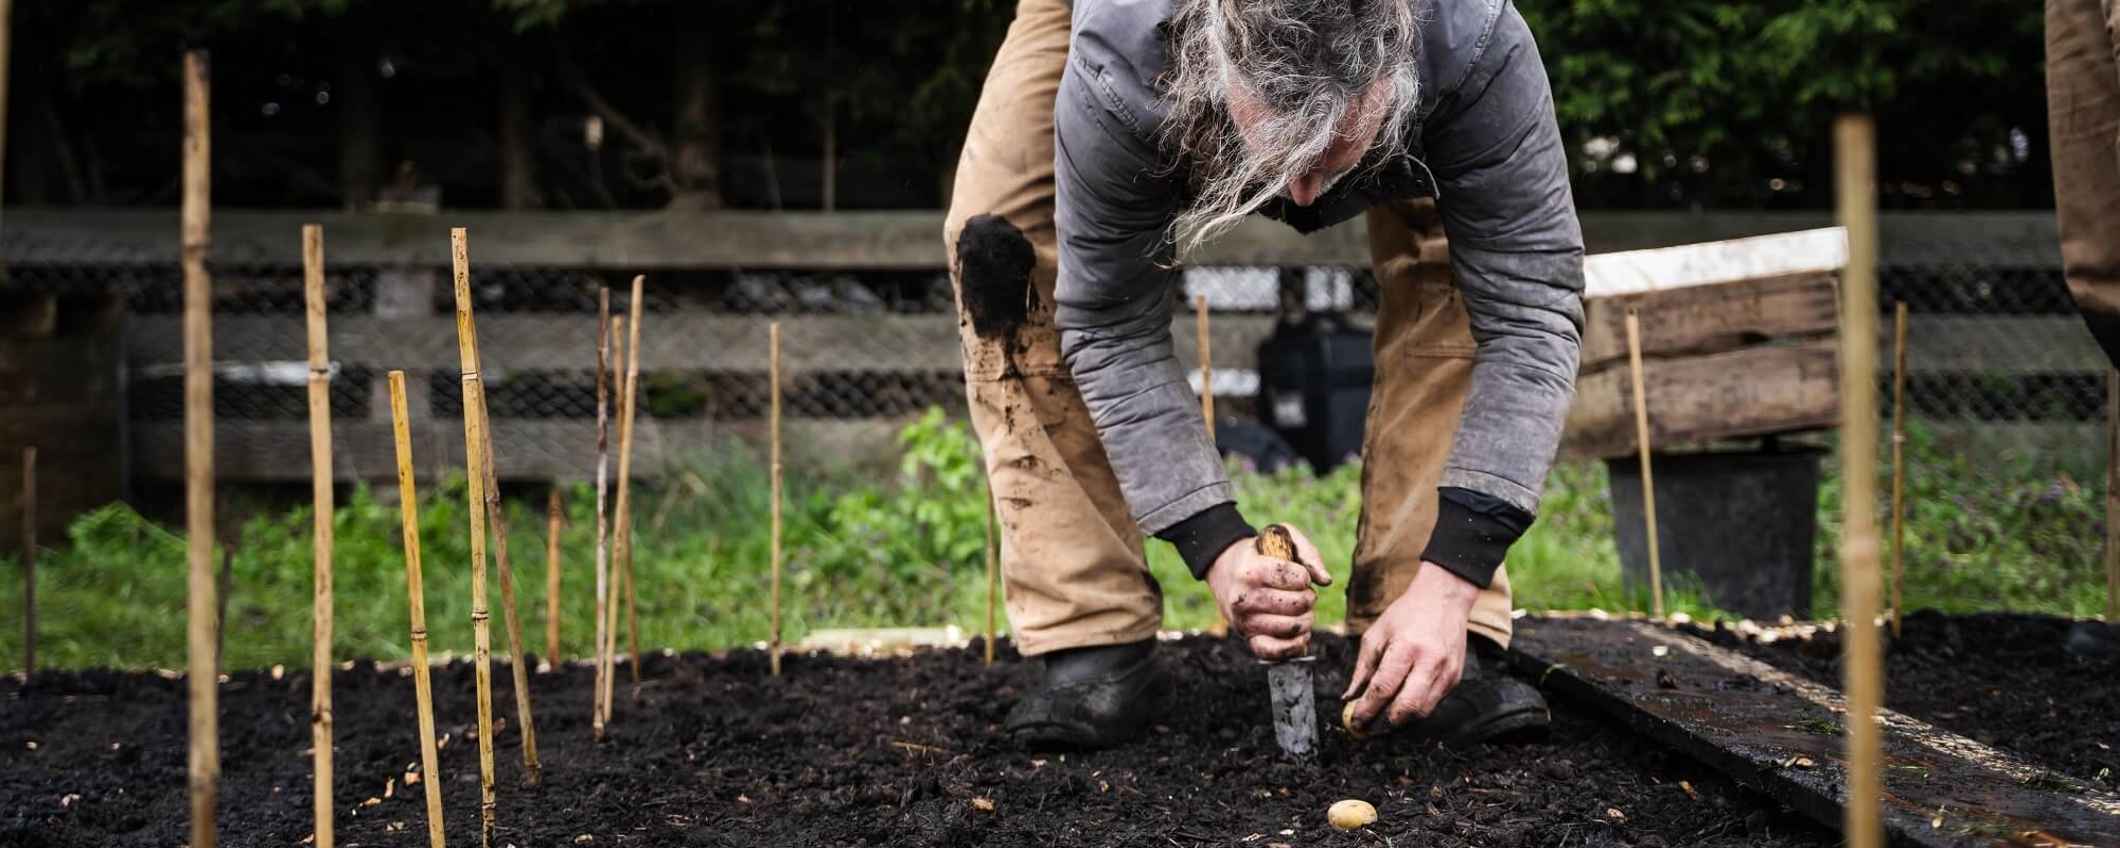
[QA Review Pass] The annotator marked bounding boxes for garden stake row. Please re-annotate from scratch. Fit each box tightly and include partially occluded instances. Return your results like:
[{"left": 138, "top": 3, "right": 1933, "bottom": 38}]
[
  {"left": 1623, "top": 307, "right": 1664, "bottom": 618},
  {"left": 182, "top": 48, "right": 219, "bottom": 848},
  {"left": 770, "top": 321, "right": 784, "bottom": 677},
  {"left": 302, "top": 223, "right": 336, "bottom": 848},
  {"left": 1889, "top": 301, "right": 1908, "bottom": 637},
  {"left": 592, "top": 289, "right": 612, "bottom": 739},
  {"left": 449, "top": 229, "right": 501, "bottom": 847},
  {"left": 388, "top": 371, "right": 449, "bottom": 848},
  {"left": 546, "top": 488, "right": 564, "bottom": 668},
  {"left": 1834, "top": 112, "right": 1885, "bottom": 848},
  {"left": 20, "top": 445, "right": 34, "bottom": 678},
  {"left": 457, "top": 233, "right": 544, "bottom": 783}
]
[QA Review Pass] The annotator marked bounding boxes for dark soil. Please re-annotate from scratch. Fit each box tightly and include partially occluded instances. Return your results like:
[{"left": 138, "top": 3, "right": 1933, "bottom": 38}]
[
  {"left": 1692, "top": 610, "right": 2120, "bottom": 786},
  {"left": 3, "top": 634, "right": 1832, "bottom": 847}
]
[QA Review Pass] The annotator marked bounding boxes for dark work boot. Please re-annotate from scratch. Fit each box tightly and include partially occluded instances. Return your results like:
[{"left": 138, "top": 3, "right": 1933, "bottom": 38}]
[
  {"left": 1004, "top": 639, "right": 1166, "bottom": 749},
  {"left": 1405, "top": 633, "right": 1550, "bottom": 746}
]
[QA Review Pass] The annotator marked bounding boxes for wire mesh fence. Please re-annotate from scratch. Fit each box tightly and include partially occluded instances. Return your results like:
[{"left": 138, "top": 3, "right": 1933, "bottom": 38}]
[{"left": 1, "top": 215, "right": 2108, "bottom": 485}]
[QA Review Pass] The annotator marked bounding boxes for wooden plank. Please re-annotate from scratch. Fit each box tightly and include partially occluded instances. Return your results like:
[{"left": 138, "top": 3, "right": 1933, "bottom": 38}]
[
  {"left": 1581, "top": 271, "right": 1839, "bottom": 373},
  {"left": 2, "top": 208, "right": 2062, "bottom": 270},
  {"left": 127, "top": 313, "right": 1282, "bottom": 375},
  {"left": 131, "top": 417, "right": 913, "bottom": 482},
  {"left": 1509, "top": 617, "right": 2120, "bottom": 847},
  {"left": 1563, "top": 338, "right": 1840, "bottom": 458},
  {"left": 1583, "top": 228, "right": 1845, "bottom": 298}
]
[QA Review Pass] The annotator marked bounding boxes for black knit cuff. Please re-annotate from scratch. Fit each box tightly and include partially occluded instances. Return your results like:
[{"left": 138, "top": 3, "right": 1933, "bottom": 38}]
[
  {"left": 1420, "top": 488, "right": 1535, "bottom": 589},
  {"left": 1155, "top": 503, "right": 1255, "bottom": 581}
]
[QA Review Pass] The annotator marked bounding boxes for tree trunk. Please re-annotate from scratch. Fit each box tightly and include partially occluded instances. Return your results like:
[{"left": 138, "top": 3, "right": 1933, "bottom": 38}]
[
  {"left": 668, "top": 6, "right": 722, "bottom": 210},
  {"left": 337, "top": 38, "right": 380, "bottom": 211},
  {"left": 498, "top": 59, "right": 539, "bottom": 210}
]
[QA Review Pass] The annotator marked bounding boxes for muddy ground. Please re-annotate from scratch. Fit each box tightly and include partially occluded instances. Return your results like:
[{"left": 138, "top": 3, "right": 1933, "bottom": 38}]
[
  {"left": 1694, "top": 610, "right": 2120, "bottom": 786},
  {"left": 3, "top": 633, "right": 1832, "bottom": 847}
]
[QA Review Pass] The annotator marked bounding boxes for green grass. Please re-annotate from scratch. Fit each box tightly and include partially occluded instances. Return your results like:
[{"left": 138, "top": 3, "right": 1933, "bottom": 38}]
[{"left": 0, "top": 411, "right": 2105, "bottom": 672}]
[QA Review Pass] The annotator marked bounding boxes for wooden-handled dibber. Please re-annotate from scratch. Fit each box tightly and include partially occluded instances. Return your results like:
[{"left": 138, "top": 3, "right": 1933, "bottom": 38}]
[{"left": 1256, "top": 525, "right": 1319, "bottom": 760}]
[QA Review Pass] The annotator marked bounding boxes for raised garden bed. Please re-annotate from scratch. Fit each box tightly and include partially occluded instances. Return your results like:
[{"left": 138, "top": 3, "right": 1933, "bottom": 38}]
[
  {"left": 1691, "top": 610, "right": 2120, "bottom": 787},
  {"left": 2, "top": 634, "right": 1829, "bottom": 847}
]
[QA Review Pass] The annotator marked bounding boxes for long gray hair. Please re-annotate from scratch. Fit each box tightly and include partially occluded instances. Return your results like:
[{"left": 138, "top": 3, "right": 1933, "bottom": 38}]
[{"left": 1159, "top": 0, "right": 1422, "bottom": 256}]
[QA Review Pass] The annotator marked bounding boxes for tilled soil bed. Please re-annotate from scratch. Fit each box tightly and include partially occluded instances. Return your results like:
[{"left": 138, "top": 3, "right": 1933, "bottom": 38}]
[
  {"left": 1692, "top": 610, "right": 2120, "bottom": 786},
  {"left": 3, "top": 634, "right": 1830, "bottom": 847}
]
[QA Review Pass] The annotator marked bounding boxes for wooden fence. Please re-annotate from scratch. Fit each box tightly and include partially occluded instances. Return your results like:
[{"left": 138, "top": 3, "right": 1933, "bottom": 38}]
[{"left": 2, "top": 208, "right": 2099, "bottom": 485}]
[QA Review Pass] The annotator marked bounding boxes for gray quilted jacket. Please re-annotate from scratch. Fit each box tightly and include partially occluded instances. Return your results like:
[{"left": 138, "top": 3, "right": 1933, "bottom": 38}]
[{"left": 1053, "top": 0, "right": 1584, "bottom": 582}]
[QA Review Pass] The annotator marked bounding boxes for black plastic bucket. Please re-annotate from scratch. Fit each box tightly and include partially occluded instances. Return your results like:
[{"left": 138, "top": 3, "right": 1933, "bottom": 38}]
[{"left": 1604, "top": 447, "right": 1824, "bottom": 619}]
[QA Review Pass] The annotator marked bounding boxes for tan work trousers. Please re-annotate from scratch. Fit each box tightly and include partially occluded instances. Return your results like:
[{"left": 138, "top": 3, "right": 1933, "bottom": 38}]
[
  {"left": 2049, "top": 0, "right": 2120, "bottom": 367},
  {"left": 943, "top": 0, "right": 1512, "bottom": 656}
]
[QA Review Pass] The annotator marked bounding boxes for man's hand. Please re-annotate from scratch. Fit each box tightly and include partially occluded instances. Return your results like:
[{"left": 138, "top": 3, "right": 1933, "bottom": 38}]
[
  {"left": 1342, "top": 562, "right": 1481, "bottom": 730},
  {"left": 1205, "top": 525, "right": 1331, "bottom": 660}
]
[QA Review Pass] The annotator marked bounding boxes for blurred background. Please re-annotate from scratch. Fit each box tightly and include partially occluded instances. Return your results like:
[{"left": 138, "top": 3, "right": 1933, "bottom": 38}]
[{"left": 0, "top": 0, "right": 2105, "bottom": 668}]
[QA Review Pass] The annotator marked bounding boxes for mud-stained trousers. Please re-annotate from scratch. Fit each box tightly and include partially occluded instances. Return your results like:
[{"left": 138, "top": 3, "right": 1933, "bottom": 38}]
[
  {"left": 943, "top": 0, "right": 1513, "bottom": 657},
  {"left": 2048, "top": 0, "right": 2120, "bottom": 367}
]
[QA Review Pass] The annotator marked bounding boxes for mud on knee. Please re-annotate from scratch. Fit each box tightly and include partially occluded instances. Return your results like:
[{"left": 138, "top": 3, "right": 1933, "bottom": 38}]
[{"left": 955, "top": 214, "right": 1039, "bottom": 339}]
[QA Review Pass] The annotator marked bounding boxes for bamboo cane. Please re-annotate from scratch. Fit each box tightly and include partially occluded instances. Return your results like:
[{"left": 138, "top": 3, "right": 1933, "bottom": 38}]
[
  {"left": 1624, "top": 308, "right": 1663, "bottom": 619},
  {"left": 448, "top": 229, "right": 498, "bottom": 847},
  {"left": 1196, "top": 294, "right": 1214, "bottom": 445},
  {"left": 1889, "top": 301, "right": 1908, "bottom": 637},
  {"left": 592, "top": 291, "right": 612, "bottom": 738},
  {"left": 546, "top": 488, "right": 563, "bottom": 668},
  {"left": 769, "top": 321, "right": 784, "bottom": 677},
  {"left": 1834, "top": 113, "right": 1884, "bottom": 848},
  {"left": 301, "top": 224, "right": 336, "bottom": 848},
  {"left": 21, "top": 446, "right": 34, "bottom": 678},
  {"left": 388, "top": 372, "right": 448, "bottom": 848},
  {"left": 599, "top": 317, "right": 625, "bottom": 728},
  {"left": 614, "top": 276, "right": 645, "bottom": 688},
  {"left": 984, "top": 483, "right": 997, "bottom": 666},
  {"left": 181, "top": 49, "right": 219, "bottom": 848},
  {"left": 457, "top": 257, "right": 541, "bottom": 782},
  {"left": 2108, "top": 368, "right": 2119, "bottom": 623}
]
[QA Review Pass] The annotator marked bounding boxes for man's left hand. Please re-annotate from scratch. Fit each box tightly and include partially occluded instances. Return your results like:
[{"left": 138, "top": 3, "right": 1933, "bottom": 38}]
[{"left": 1341, "top": 561, "right": 1481, "bottom": 730}]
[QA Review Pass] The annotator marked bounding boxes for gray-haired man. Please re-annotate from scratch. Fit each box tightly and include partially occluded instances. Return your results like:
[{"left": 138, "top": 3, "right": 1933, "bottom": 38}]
[{"left": 945, "top": 0, "right": 1583, "bottom": 748}]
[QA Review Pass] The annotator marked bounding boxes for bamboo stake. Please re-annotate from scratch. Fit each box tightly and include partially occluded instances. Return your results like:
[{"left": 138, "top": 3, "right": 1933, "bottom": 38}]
[
  {"left": 622, "top": 279, "right": 645, "bottom": 685},
  {"left": 457, "top": 256, "right": 541, "bottom": 782},
  {"left": 1624, "top": 308, "right": 1663, "bottom": 618},
  {"left": 181, "top": 49, "right": 219, "bottom": 848},
  {"left": 984, "top": 483, "right": 997, "bottom": 666},
  {"left": 301, "top": 224, "right": 336, "bottom": 848},
  {"left": 1834, "top": 113, "right": 1884, "bottom": 848},
  {"left": 1197, "top": 295, "right": 1229, "bottom": 637},
  {"left": 2108, "top": 368, "right": 2119, "bottom": 623},
  {"left": 388, "top": 372, "right": 448, "bottom": 848},
  {"left": 1196, "top": 295, "right": 1215, "bottom": 443},
  {"left": 448, "top": 229, "right": 498, "bottom": 848},
  {"left": 599, "top": 317, "right": 625, "bottom": 728},
  {"left": 769, "top": 321, "right": 784, "bottom": 677},
  {"left": 21, "top": 446, "right": 34, "bottom": 678},
  {"left": 546, "top": 488, "right": 563, "bottom": 668},
  {"left": 591, "top": 291, "right": 612, "bottom": 738},
  {"left": 1889, "top": 301, "right": 1909, "bottom": 637},
  {"left": 611, "top": 277, "right": 645, "bottom": 698}
]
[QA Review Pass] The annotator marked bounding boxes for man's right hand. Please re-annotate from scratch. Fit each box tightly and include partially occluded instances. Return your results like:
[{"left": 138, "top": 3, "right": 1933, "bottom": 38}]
[{"left": 1205, "top": 525, "right": 1331, "bottom": 660}]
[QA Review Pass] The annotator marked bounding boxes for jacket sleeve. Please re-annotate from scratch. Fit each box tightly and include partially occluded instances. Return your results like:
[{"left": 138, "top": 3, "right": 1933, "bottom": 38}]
[
  {"left": 1052, "top": 55, "right": 1251, "bottom": 576},
  {"left": 1416, "top": 4, "right": 1586, "bottom": 587}
]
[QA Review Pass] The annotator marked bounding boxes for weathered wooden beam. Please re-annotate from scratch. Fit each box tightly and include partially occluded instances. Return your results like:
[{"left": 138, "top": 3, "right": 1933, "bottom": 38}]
[
  {"left": 1563, "top": 337, "right": 1841, "bottom": 458},
  {"left": 1, "top": 208, "right": 2062, "bottom": 269},
  {"left": 1509, "top": 617, "right": 2120, "bottom": 848},
  {"left": 1580, "top": 271, "right": 1839, "bottom": 374}
]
